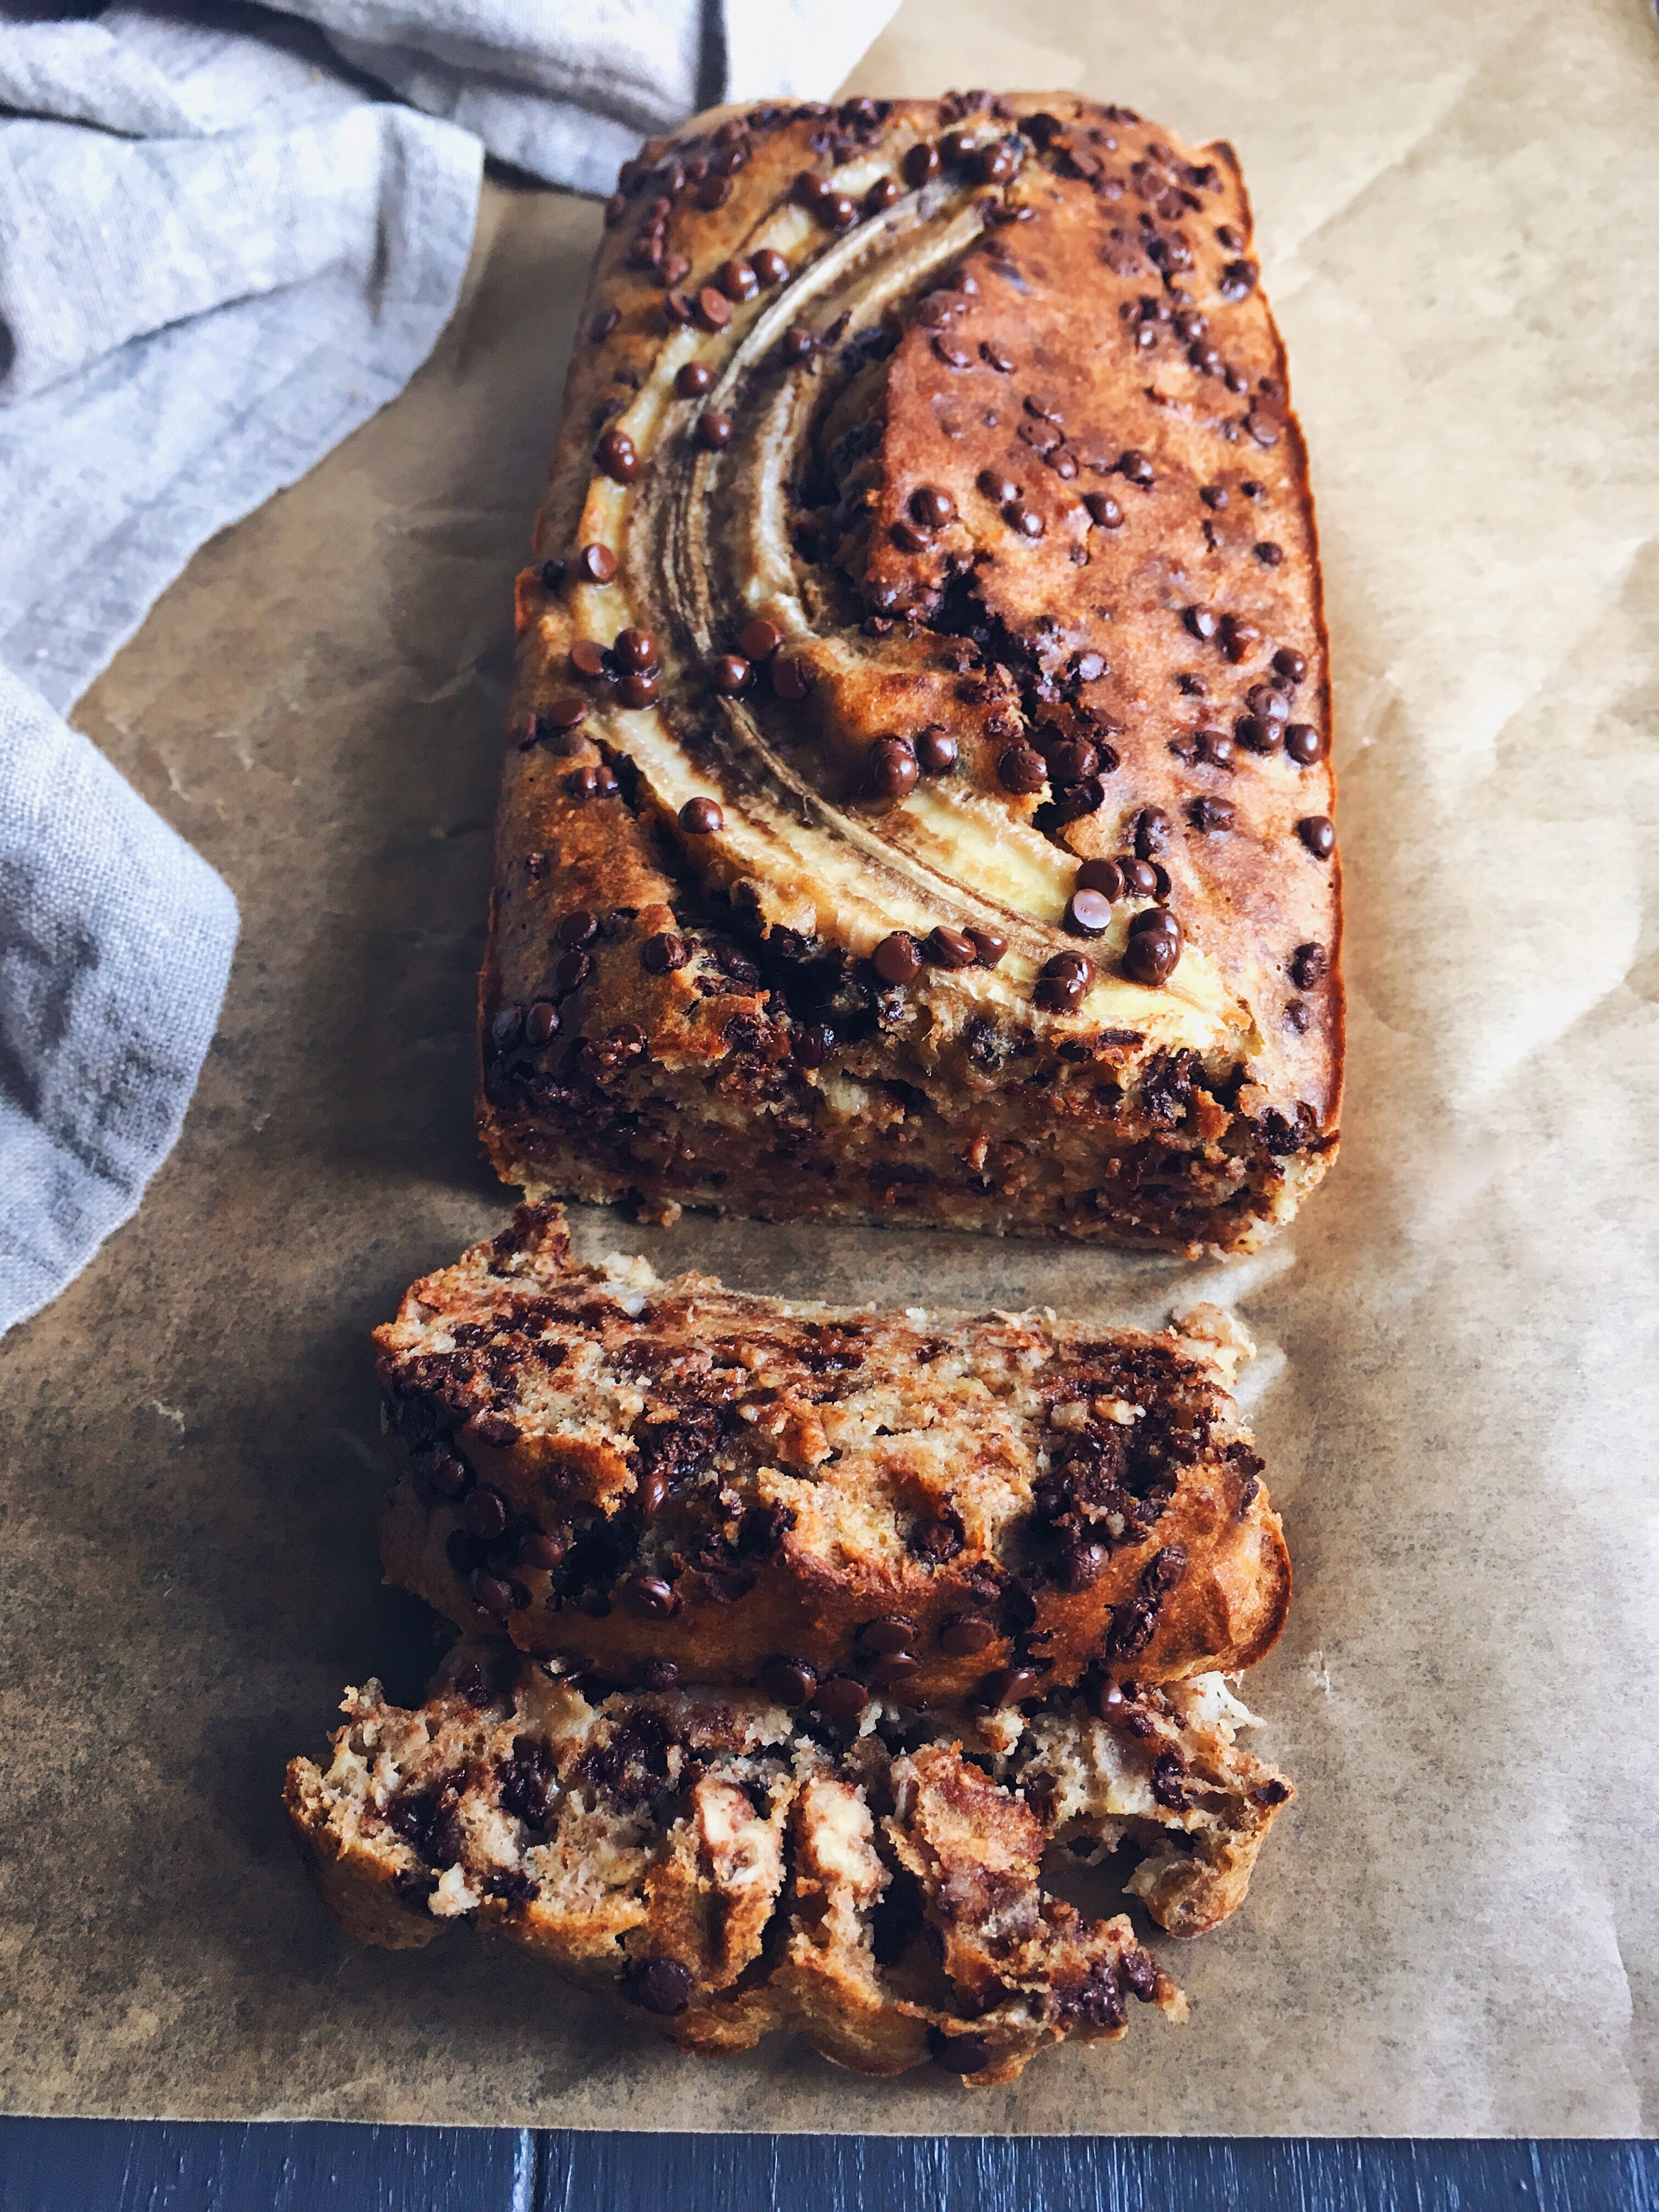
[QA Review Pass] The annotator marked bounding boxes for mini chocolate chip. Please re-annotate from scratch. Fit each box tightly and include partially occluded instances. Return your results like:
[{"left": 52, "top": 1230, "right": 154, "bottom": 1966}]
[
  {"left": 1235, "top": 714, "right": 1283, "bottom": 755},
  {"left": 1046, "top": 738, "right": 1098, "bottom": 784},
  {"left": 630, "top": 1959, "right": 693, "bottom": 2017},
  {"left": 982, "top": 1664, "right": 1044, "bottom": 1707},
  {"left": 1220, "top": 616, "right": 1261, "bottom": 663},
  {"left": 1119, "top": 857, "right": 1158, "bottom": 896},
  {"left": 517, "top": 1531, "right": 566, "bottom": 1570},
  {"left": 1246, "top": 408, "right": 1282, "bottom": 447},
  {"left": 1298, "top": 814, "right": 1335, "bottom": 859},
  {"left": 551, "top": 948, "right": 592, "bottom": 994},
  {"left": 696, "top": 411, "right": 733, "bottom": 449},
  {"left": 641, "top": 932, "right": 689, "bottom": 974},
  {"left": 1242, "top": 479, "right": 1265, "bottom": 499},
  {"left": 939, "top": 1614, "right": 997, "bottom": 1657},
  {"left": 890, "top": 519, "right": 932, "bottom": 554},
  {"left": 1124, "top": 906, "right": 1183, "bottom": 986},
  {"left": 924, "top": 926, "right": 977, "bottom": 970},
  {"left": 873, "top": 932, "right": 922, "bottom": 985},
  {"left": 1184, "top": 606, "right": 1218, "bottom": 640},
  {"left": 868, "top": 737, "right": 919, "bottom": 798},
  {"left": 577, "top": 544, "right": 617, "bottom": 584},
  {"left": 1285, "top": 723, "right": 1325, "bottom": 765},
  {"left": 1199, "top": 729, "right": 1235, "bottom": 767},
  {"left": 974, "top": 138, "right": 1021, "bottom": 184},
  {"left": 1003, "top": 501, "right": 1045, "bottom": 537},
  {"left": 859, "top": 1616, "right": 916, "bottom": 1656},
  {"left": 982, "top": 341, "right": 1015, "bottom": 372},
  {"left": 589, "top": 306, "right": 619, "bottom": 342},
  {"left": 933, "top": 336, "right": 973, "bottom": 369},
  {"left": 1290, "top": 942, "right": 1328, "bottom": 988},
  {"left": 792, "top": 1021, "right": 835, "bottom": 1069},
  {"left": 564, "top": 763, "right": 617, "bottom": 801},
  {"left": 1245, "top": 684, "right": 1289, "bottom": 722},
  {"left": 637, "top": 1467, "right": 670, "bottom": 1525},
  {"left": 864, "top": 176, "right": 901, "bottom": 216},
  {"left": 933, "top": 2033, "right": 998, "bottom": 2076},
  {"left": 542, "top": 695, "right": 589, "bottom": 730},
  {"left": 904, "top": 142, "right": 940, "bottom": 187},
  {"left": 778, "top": 325, "right": 817, "bottom": 364},
  {"left": 675, "top": 361, "right": 714, "bottom": 399},
  {"left": 717, "top": 257, "right": 759, "bottom": 302},
  {"left": 1273, "top": 646, "right": 1307, "bottom": 682},
  {"left": 1076, "top": 857, "right": 1125, "bottom": 901},
  {"left": 915, "top": 727, "right": 958, "bottom": 774},
  {"left": 569, "top": 639, "right": 607, "bottom": 679},
  {"left": 622, "top": 1574, "right": 676, "bottom": 1618},
  {"left": 708, "top": 654, "right": 752, "bottom": 695},
  {"left": 472, "top": 1571, "right": 515, "bottom": 1619},
  {"left": 978, "top": 468, "right": 1019, "bottom": 504},
  {"left": 1255, "top": 540, "right": 1284, "bottom": 565},
  {"left": 759, "top": 1657, "right": 817, "bottom": 1705},
  {"left": 524, "top": 1000, "right": 560, "bottom": 1046},
  {"left": 965, "top": 926, "right": 1008, "bottom": 967},
  {"left": 1133, "top": 805, "right": 1171, "bottom": 858},
  {"left": 1035, "top": 953, "right": 1090, "bottom": 1012},
  {"left": 696, "top": 175, "right": 730, "bottom": 210},
  {"left": 614, "top": 630, "right": 656, "bottom": 673},
  {"left": 771, "top": 656, "right": 810, "bottom": 702},
  {"left": 1199, "top": 483, "right": 1227, "bottom": 509},
  {"left": 737, "top": 618, "right": 781, "bottom": 663},
  {"left": 1118, "top": 449, "right": 1154, "bottom": 487},
  {"left": 812, "top": 1676, "right": 868, "bottom": 1727},
  {"left": 752, "top": 247, "right": 789, "bottom": 287},
  {"left": 693, "top": 287, "right": 732, "bottom": 333},
  {"left": 998, "top": 745, "right": 1048, "bottom": 794},
  {"left": 1084, "top": 492, "right": 1124, "bottom": 528},
  {"left": 678, "top": 797, "right": 724, "bottom": 834},
  {"left": 1188, "top": 795, "right": 1235, "bottom": 832},
  {"left": 428, "top": 1448, "right": 471, "bottom": 1497},
  {"left": 595, "top": 427, "right": 638, "bottom": 483},
  {"left": 1064, "top": 889, "right": 1114, "bottom": 937},
  {"left": 463, "top": 1486, "right": 509, "bottom": 1540},
  {"left": 911, "top": 484, "right": 957, "bottom": 530},
  {"left": 618, "top": 672, "right": 658, "bottom": 709}
]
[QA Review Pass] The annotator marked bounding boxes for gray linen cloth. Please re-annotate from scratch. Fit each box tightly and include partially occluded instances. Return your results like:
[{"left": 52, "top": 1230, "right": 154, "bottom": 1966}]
[{"left": 0, "top": 0, "right": 898, "bottom": 1331}]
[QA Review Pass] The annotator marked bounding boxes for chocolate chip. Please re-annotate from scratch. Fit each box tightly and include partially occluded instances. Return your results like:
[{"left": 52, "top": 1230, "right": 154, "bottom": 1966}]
[
  {"left": 998, "top": 745, "right": 1047, "bottom": 794},
  {"left": 982, "top": 1664, "right": 1044, "bottom": 1706},
  {"left": 1003, "top": 501, "right": 1045, "bottom": 537},
  {"left": 428, "top": 1448, "right": 471, "bottom": 1497},
  {"left": 910, "top": 484, "right": 957, "bottom": 530},
  {"left": 696, "top": 174, "right": 731, "bottom": 210},
  {"left": 792, "top": 1020, "right": 835, "bottom": 1068},
  {"left": 524, "top": 1000, "right": 560, "bottom": 1046},
  {"left": 551, "top": 948, "right": 591, "bottom": 994},
  {"left": 1119, "top": 857, "right": 1157, "bottom": 897},
  {"left": 939, "top": 1613, "right": 996, "bottom": 1657},
  {"left": 621, "top": 1574, "right": 676, "bottom": 1618},
  {"left": 1084, "top": 492, "right": 1124, "bottom": 528},
  {"left": 595, "top": 427, "right": 638, "bottom": 483},
  {"left": 759, "top": 1657, "right": 817, "bottom": 1705},
  {"left": 1133, "top": 805, "right": 1171, "bottom": 858},
  {"left": 737, "top": 618, "right": 781, "bottom": 663},
  {"left": 903, "top": 141, "right": 940, "bottom": 187},
  {"left": 1219, "top": 257, "right": 1259, "bottom": 300},
  {"left": 542, "top": 695, "right": 591, "bottom": 735},
  {"left": 717, "top": 257, "right": 759, "bottom": 302},
  {"left": 1285, "top": 723, "right": 1324, "bottom": 765},
  {"left": 771, "top": 656, "right": 810, "bottom": 702},
  {"left": 1184, "top": 606, "right": 1218, "bottom": 640},
  {"left": 1243, "top": 685, "right": 1286, "bottom": 724},
  {"left": 1235, "top": 714, "right": 1283, "bottom": 755},
  {"left": 577, "top": 544, "right": 617, "bottom": 584},
  {"left": 1254, "top": 540, "right": 1284, "bottom": 565},
  {"left": 463, "top": 1486, "right": 509, "bottom": 1540},
  {"left": 696, "top": 411, "right": 733, "bottom": 449},
  {"left": 1035, "top": 952, "right": 1091, "bottom": 1012},
  {"left": 1076, "top": 857, "right": 1125, "bottom": 901},
  {"left": 1298, "top": 814, "right": 1335, "bottom": 859},
  {"left": 867, "top": 737, "right": 919, "bottom": 798},
  {"left": 974, "top": 138, "right": 1021, "bottom": 184},
  {"left": 629, "top": 1959, "right": 693, "bottom": 2017},
  {"left": 932, "top": 2033, "right": 998, "bottom": 2076},
  {"left": 675, "top": 361, "right": 713, "bottom": 398},
  {"left": 678, "top": 797, "right": 724, "bottom": 834},
  {"left": 752, "top": 247, "right": 788, "bottom": 287},
  {"left": 1198, "top": 729, "right": 1235, "bottom": 768},
  {"left": 965, "top": 926, "right": 1007, "bottom": 967},
  {"left": 873, "top": 932, "right": 922, "bottom": 985},
  {"left": 1188, "top": 795, "right": 1235, "bottom": 832},
  {"left": 693, "top": 287, "right": 732, "bottom": 333},
  {"left": 471, "top": 1571, "right": 515, "bottom": 1618},
  {"left": 618, "top": 673, "right": 658, "bottom": 709},
  {"left": 1273, "top": 646, "right": 1307, "bottom": 682},
  {"left": 708, "top": 654, "right": 752, "bottom": 695},
  {"left": 564, "top": 764, "right": 617, "bottom": 802},
  {"left": 981, "top": 341, "right": 1015, "bottom": 372},
  {"left": 890, "top": 519, "right": 932, "bottom": 554},
  {"left": 569, "top": 640, "right": 607, "bottom": 679},
  {"left": 864, "top": 176, "right": 901, "bottom": 216},
  {"left": 1118, "top": 449, "right": 1154, "bottom": 487},
  {"left": 978, "top": 468, "right": 1019, "bottom": 504},
  {"left": 517, "top": 1530, "right": 567, "bottom": 1571},
  {"left": 915, "top": 727, "right": 958, "bottom": 774},
  {"left": 778, "top": 325, "right": 817, "bottom": 364},
  {"left": 1290, "top": 941, "right": 1327, "bottom": 989},
  {"left": 614, "top": 630, "right": 656, "bottom": 673},
  {"left": 1124, "top": 906, "right": 1183, "bottom": 986},
  {"left": 641, "top": 932, "right": 689, "bottom": 974},
  {"left": 1046, "top": 738, "right": 1098, "bottom": 784},
  {"left": 859, "top": 1616, "right": 916, "bottom": 1656},
  {"left": 1064, "top": 889, "right": 1114, "bottom": 938},
  {"left": 1245, "top": 407, "right": 1282, "bottom": 447},
  {"left": 812, "top": 1676, "right": 868, "bottom": 1727},
  {"left": 924, "top": 926, "right": 977, "bottom": 969},
  {"left": 1220, "top": 615, "right": 1261, "bottom": 663}
]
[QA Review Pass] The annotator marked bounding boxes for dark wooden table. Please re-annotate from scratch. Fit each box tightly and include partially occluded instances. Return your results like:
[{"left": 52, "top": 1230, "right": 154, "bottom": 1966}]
[{"left": 0, "top": 2123, "right": 1653, "bottom": 2208}]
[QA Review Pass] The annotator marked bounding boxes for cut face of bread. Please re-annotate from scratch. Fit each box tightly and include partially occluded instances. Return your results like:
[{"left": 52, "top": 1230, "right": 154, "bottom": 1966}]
[
  {"left": 482, "top": 95, "right": 1341, "bottom": 1254},
  {"left": 375, "top": 1206, "right": 1290, "bottom": 1705},
  {"left": 284, "top": 1644, "right": 1292, "bottom": 2084}
]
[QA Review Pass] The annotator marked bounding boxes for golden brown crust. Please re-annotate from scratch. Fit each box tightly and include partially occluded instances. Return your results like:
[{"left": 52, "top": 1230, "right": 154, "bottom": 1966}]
[
  {"left": 284, "top": 1647, "right": 1289, "bottom": 2083},
  {"left": 373, "top": 1204, "right": 1289, "bottom": 1705},
  {"left": 481, "top": 94, "right": 1341, "bottom": 1252}
]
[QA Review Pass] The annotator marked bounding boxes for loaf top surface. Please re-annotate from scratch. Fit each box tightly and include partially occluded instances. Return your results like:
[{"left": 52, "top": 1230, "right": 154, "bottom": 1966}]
[{"left": 501, "top": 91, "right": 1341, "bottom": 1143}]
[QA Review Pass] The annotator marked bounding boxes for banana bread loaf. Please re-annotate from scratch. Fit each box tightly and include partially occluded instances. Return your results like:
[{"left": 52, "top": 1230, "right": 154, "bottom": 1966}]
[
  {"left": 482, "top": 92, "right": 1341, "bottom": 1252},
  {"left": 375, "top": 1204, "right": 1290, "bottom": 1707},
  {"left": 285, "top": 1642, "right": 1292, "bottom": 2084}
]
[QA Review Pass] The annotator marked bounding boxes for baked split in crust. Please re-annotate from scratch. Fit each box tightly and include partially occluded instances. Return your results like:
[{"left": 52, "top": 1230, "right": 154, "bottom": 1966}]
[
  {"left": 482, "top": 93, "right": 1342, "bottom": 1252},
  {"left": 374, "top": 1204, "right": 1290, "bottom": 1706},
  {"left": 284, "top": 1644, "right": 1292, "bottom": 2083}
]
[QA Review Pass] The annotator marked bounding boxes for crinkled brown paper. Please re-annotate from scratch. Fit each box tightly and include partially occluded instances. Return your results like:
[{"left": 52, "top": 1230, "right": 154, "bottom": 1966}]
[{"left": 2, "top": 0, "right": 1654, "bottom": 2135}]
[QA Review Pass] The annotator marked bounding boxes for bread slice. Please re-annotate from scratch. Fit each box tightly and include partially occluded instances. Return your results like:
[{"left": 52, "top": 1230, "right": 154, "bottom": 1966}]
[
  {"left": 374, "top": 1205, "right": 1290, "bottom": 1704},
  {"left": 284, "top": 1642, "right": 1292, "bottom": 2084},
  {"left": 482, "top": 94, "right": 1341, "bottom": 1253}
]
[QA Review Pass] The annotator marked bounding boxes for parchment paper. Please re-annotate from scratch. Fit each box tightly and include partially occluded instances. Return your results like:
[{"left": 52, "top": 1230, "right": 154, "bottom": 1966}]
[{"left": 1, "top": 0, "right": 1654, "bottom": 2136}]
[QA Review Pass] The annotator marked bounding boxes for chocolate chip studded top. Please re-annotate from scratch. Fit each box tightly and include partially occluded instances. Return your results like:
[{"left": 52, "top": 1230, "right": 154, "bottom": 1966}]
[
  {"left": 375, "top": 1204, "right": 1290, "bottom": 1706},
  {"left": 486, "top": 94, "right": 1342, "bottom": 1250}
]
